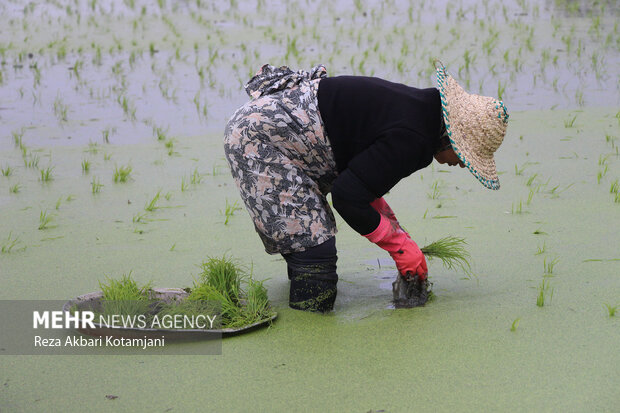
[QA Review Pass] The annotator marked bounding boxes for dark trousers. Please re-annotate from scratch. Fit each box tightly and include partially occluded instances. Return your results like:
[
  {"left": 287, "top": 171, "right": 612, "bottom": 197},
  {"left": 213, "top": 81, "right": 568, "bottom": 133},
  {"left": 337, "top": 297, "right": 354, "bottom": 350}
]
[{"left": 281, "top": 237, "right": 338, "bottom": 312}]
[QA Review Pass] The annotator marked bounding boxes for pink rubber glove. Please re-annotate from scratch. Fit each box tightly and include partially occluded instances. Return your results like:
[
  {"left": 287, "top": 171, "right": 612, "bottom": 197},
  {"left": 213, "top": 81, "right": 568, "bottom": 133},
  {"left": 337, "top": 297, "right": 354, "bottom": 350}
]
[
  {"left": 363, "top": 213, "right": 428, "bottom": 280},
  {"left": 370, "top": 197, "right": 401, "bottom": 231}
]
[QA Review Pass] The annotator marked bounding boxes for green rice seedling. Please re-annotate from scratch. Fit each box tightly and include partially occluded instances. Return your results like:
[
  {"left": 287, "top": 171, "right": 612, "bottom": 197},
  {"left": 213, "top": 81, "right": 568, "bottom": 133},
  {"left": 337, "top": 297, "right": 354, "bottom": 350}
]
[
  {"left": 24, "top": 154, "right": 39, "bottom": 169},
  {"left": 169, "top": 243, "right": 176, "bottom": 251},
  {"left": 164, "top": 139, "right": 176, "bottom": 156},
  {"left": 113, "top": 165, "right": 132, "bottom": 183},
  {"left": 153, "top": 125, "right": 168, "bottom": 141},
  {"left": 421, "top": 236, "right": 473, "bottom": 277},
  {"left": 91, "top": 176, "right": 103, "bottom": 193},
  {"left": 564, "top": 114, "right": 577, "bottom": 128},
  {"left": 536, "top": 278, "right": 553, "bottom": 307},
  {"left": 1, "top": 232, "right": 24, "bottom": 253},
  {"left": 98, "top": 273, "right": 153, "bottom": 318},
  {"left": 55, "top": 197, "right": 62, "bottom": 210},
  {"left": 575, "top": 90, "right": 584, "bottom": 106},
  {"left": 526, "top": 173, "right": 538, "bottom": 187},
  {"left": 241, "top": 278, "right": 273, "bottom": 323},
  {"left": 156, "top": 299, "right": 221, "bottom": 329},
  {"left": 527, "top": 188, "right": 536, "bottom": 205},
  {"left": 12, "top": 129, "right": 24, "bottom": 147},
  {"left": 535, "top": 242, "right": 546, "bottom": 255},
  {"left": 186, "top": 282, "right": 242, "bottom": 325},
  {"left": 164, "top": 192, "right": 172, "bottom": 201},
  {"left": 53, "top": 96, "right": 68, "bottom": 122},
  {"left": 132, "top": 212, "right": 149, "bottom": 223},
  {"left": 198, "top": 256, "right": 243, "bottom": 304},
  {"left": 190, "top": 167, "right": 203, "bottom": 184},
  {"left": 543, "top": 257, "right": 558, "bottom": 276},
  {"left": 85, "top": 142, "right": 99, "bottom": 155},
  {"left": 1, "top": 165, "right": 13, "bottom": 176},
  {"left": 511, "top": 200, "right": 524, "bottom": 214},
  {"left": 81, "top": 159, "right": 90, "bottom": 173},
  {"left": 598, "top": 154, "right": 610, "bottom": 166},
  {"left": 181, "top": 176, "right": 189, "bottom": 192},
  {"left": 427, "top": 180, "right": 443, "bottom": 200},
  {"left": 102, "top": 127, "right": 115, "bottom": 143},
  {"left": 222, "top": 199, "right": 242, "bottom": 225},
  {"left": 9, "top": 184, "right": 21, "bottom": 193},
  {"left": 497, "top": 80, "right": 505, "bottom": 100},
  {"left": 38, "top": 210, "right": 55, "bottom": 230},
  {"left": 510, "top": 318, "right": 521, "bottom": 332},
  {"left": 597, "top": 165, "right": 608, "bottom": 184},
  {"left": 188, "top": 256, "right": 275, "bottom": 327},
  {"left": 144, "top": 190, "right": 161, "bottom": 212},
  {"left": 605, "top": 134, "right": 617, "bottom": 148},
  {"left": 603, "top": 303, "right": 617, "bottom": 317},
  {"left": 39, "top": 166, "right": 54, "bottom": 182}
]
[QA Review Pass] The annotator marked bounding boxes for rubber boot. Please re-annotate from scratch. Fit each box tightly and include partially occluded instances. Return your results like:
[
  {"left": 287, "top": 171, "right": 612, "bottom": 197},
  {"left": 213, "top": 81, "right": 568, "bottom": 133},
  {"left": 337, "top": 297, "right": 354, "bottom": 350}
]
[{"left": 282, "top": 238, "right": 338, "bottom": 313}]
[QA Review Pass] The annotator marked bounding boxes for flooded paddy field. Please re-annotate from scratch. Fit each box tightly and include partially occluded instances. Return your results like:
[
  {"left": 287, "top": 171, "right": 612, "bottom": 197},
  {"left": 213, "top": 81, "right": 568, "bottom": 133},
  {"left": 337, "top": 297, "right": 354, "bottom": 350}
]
[{"left": 1, "top": 0, "right": 618, "bottom": 411}]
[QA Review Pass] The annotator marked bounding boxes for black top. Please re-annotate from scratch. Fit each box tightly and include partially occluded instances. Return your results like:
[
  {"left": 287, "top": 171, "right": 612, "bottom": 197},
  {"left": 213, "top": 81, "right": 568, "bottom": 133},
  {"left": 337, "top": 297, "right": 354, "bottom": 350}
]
[{"left": 317, "top": 76, "right": 442, "bottom": 235}]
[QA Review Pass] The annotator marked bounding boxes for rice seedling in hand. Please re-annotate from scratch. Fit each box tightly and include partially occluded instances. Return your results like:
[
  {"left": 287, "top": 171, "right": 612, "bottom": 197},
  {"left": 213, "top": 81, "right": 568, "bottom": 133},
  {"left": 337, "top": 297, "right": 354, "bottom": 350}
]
[
  {"left": 38, "top": 210, "right": 55, "bottom": 230},
  {"left": 113, "top": 164, "right": 132, "bottom": 182},
  {"left": 421, "top": 236, "right": 473, "bottom": 278}
]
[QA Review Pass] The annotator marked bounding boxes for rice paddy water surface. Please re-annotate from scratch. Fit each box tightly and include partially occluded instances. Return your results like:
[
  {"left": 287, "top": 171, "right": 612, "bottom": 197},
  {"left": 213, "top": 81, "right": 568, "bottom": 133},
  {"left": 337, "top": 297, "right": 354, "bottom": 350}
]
[{"left": 1, "top": 0, "right": 619, "bottom": 411}]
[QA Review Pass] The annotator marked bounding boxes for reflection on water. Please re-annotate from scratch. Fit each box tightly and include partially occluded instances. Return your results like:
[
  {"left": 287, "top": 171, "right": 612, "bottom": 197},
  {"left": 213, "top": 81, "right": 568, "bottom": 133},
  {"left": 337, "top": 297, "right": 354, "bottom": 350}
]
[{"left": 0, "top": 0, "right": 618, "bottom": 148}]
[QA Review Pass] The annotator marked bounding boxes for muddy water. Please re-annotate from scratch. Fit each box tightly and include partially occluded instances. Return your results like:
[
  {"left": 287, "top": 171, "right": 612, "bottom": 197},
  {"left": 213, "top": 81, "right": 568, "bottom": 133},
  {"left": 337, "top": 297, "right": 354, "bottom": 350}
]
[{"left": 1, "top": 0, "right": 619, "bottom": 411}]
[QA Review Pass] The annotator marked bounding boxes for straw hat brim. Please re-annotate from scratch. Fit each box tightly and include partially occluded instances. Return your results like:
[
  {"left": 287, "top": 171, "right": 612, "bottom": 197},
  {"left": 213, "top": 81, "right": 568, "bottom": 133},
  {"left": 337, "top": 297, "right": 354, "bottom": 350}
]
[{"left": 435, "top": 62, "right": 502, "bottom": 190}]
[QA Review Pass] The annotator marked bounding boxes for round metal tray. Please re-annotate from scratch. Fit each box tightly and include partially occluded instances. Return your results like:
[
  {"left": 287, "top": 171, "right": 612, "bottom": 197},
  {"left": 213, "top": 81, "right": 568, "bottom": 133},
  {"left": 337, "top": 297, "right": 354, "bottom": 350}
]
[{"left": 62, "top": 288, "right": 277, "bottom": 339}]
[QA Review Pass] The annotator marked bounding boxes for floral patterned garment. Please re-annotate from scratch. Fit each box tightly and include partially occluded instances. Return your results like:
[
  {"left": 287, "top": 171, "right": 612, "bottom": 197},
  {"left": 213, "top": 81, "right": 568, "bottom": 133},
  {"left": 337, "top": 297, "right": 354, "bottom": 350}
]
[{"left": 223, "top": 64, "right": 338, "bottom": 254}]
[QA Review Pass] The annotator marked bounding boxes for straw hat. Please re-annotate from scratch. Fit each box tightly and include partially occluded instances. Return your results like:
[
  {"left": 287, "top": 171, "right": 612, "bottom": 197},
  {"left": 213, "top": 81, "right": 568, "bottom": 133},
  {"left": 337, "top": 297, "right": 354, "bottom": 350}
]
[{"left": 434, "top": 60, "right": 509, "bottom": 190}]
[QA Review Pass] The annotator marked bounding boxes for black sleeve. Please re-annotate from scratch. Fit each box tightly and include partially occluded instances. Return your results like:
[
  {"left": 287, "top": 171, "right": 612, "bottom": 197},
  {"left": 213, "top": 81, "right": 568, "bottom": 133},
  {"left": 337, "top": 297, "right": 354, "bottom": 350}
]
[
  {"left": 347, "top": 127, "right": 425, "bottom": 198},
  {"left": 331, "top": 169, "right": 380, "bottom": 235},
  {"left": 329, "top": 128, "right": 427, "bottom": 236}
]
